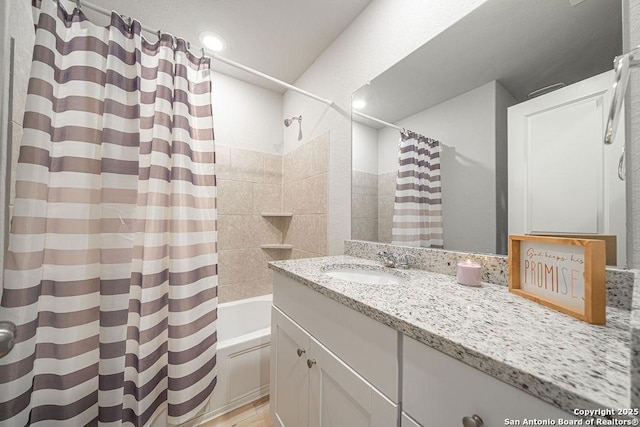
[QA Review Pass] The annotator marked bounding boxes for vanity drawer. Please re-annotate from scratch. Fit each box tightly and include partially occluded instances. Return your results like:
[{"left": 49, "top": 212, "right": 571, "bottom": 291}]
[
  {"left": 273, "top": 272, "right": 400, "bottom": 402},
  {"left": 402, "top": 336, "right": 577, "bottom": 425}
]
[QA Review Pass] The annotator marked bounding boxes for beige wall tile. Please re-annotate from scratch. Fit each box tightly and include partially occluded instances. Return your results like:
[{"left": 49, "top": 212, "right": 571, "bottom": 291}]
[
  {"left": 261, "top": 246, "right": 292, "bottom": 261},
  {"left": 218, "top": 179, "right": 253, "bottom": 215},
  {"left": 218, "top": 249, "right": 252, "bottom": 285},
  {"left": 352, "top": 193, "right": 377, "bottom": 219},
  {"left": 230, "top": 147, "right": 264, "bottom": 182},
  {"left": 252, "top": 183, "right": 282, "bottom": 214},
  {"left": 217, "top": 214, "right": 245, "bottom": 250},
  {"left": 282, "top": 151, "right": 294, "bottom": 184},
  {"left": 378, "top": 193, "right": 394, "bottom": 219},
  {"left": 218, "top": 248, "right": 273, "bottom": 286},
  {"left": 309, "top": 132, "right": 330, "bottom": 177},
  {"left": 242, "top": 216, "right": 282, "bottom": 248},
  {"left": 291, "top": 249, "right": 320, "bottom": 260},
  {"left": 283, "top": 143, "right": 310, "bottom": 183},
  {"left": 284, "top": 214, "right": 327, "bottom": 255},
  {"left": 263, "top": 153, "right": 282, "bottom": 184},
  {"left": 315, "top": 214, "right": 328, "bottom": 255},
  {"left": 352, "top": 217, "right": 378, "bottom": 242},
  {"left": 378, "top": 172, "right": 397, "bottom": 196},
  {"left": 214, "top": 146, "right": 285, "bottom": 301},
  {"left": 353, "top": 171, "right": 378, "bottom": 196},
  {"left": 282, "top": 180, "right": 302, "bottom": 213},
  {"left": 215, "top": 144, "right": 231, "bottom": 180},
  {"left": 302, "top": 173, "right": 327, "bottom": 214},
  {"left": 218, "top": 278, "right": 273, "bottom": 304},
  {"left": 378, "top": 192, "right": 394, "bottom": 244},
  {"left": 378, "top": 195, "right": 394, "bottom": 244},
  {"left": 378, "top": 223, "right": 392, "bottom": 243}
]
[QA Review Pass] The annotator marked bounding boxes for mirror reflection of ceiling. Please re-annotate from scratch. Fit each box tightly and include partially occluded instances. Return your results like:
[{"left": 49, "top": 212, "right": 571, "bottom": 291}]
[{"left": 353, "top": 0, "right": 621, "bottom": 128}]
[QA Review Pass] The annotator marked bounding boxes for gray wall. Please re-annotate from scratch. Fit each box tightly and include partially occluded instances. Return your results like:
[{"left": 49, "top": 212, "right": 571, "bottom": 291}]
[{"left": 495, "top": 82, "right": 517, "bottom": 254}]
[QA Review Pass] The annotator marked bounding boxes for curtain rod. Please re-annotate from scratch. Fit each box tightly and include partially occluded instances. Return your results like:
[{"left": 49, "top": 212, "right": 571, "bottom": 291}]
[
  {"left": 70, "top": 0, "right": 334, "bottom": 107},
  {"left": 353, "top": 111, "right": 404, "bottom": 131},
  {"left": 353, "top": 110, "right": 450, "bottom": 148}
]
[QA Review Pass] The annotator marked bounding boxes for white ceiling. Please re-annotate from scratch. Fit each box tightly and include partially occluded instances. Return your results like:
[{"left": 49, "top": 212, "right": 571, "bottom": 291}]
[
  {"left": 81, "top": 0, "right": 373, "bottom": 92},
  {"left": 354, "top": 0, "right": 622, "bottom": 128}
]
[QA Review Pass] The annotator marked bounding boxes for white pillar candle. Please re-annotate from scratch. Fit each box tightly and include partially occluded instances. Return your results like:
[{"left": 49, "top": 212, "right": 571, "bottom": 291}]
[{"left": 457, "top": 259, "right": 482, "bottom": 287}]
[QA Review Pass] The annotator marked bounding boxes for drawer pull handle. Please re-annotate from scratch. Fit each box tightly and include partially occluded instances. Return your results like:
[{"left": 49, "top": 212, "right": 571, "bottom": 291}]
[
  {"left": 306, "top": 359, "right": 316, "bottom": 368},
  {"left": 462, "top": 415, "right": 483, "bottom": 427},
  {"left": 297, "top": 348, "right": 306, "bottom": 357}
]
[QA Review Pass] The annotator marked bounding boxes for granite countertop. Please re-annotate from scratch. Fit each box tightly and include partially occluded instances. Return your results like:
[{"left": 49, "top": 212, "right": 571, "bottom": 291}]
[{"left": 269, "top": 255, "right": 632, "bottom": 416}]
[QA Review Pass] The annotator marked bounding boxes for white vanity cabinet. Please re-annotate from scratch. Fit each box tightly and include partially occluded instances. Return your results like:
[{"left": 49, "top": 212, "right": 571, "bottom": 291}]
[
  {"left": 402, "top": 336, "right": 578, "bottom": 426},
  {"left": 271, "top": 273, "right": 399, "bottom": 427},
  {"left": 272, "top": 308, "right": 397, "bottom": 427}
]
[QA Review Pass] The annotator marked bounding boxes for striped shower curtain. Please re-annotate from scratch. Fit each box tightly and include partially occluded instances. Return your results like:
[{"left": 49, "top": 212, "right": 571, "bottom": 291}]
[
  {"left": 0, "top": 1, "right": 218, "bottom": 425},
  {"left": 391, "top": 131, "right": 443, "bottom": 248}
]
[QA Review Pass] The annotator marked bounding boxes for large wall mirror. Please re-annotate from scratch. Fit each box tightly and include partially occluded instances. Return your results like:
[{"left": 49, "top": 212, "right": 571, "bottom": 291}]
[{"left": 351, "top": 0, "right": 627, "bottom": 266}]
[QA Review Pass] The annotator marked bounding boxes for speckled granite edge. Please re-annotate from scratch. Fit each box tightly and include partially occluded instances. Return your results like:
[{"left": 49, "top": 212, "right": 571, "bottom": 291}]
[
  {"left": 628, "top": 271, "right": 640, "bottom": 407},
  {"left": 344, "top": 240, "right": 635, "bottom": 311},
  {"left": 268, "top": 256, "right": 632, "bottom": 417}
]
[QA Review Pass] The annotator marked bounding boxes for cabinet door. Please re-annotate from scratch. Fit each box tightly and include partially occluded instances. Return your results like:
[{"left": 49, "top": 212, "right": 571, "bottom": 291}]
[
  {"left": 308, "top": 337, "right": 397, "bottom": 427},
  {"left": 272, "top": 308, "right": 310, "bottom": 427},
  {"left": 403, "top": 337, "right": 577, "bottom": 426}
]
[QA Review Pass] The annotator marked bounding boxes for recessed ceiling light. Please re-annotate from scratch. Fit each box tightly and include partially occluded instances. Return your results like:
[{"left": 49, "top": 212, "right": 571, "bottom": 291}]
[
  {"left": 199, "top": 31, "right": 226, "bottom": 52},
  {"left": 352, "top": 99, "right": 366, "bottom": 109}
]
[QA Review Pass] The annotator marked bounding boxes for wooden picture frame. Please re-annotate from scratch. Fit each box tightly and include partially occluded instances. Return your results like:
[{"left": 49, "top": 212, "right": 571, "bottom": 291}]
[{"left": 508, "top": 235, "right": 606, "bottom": 325}]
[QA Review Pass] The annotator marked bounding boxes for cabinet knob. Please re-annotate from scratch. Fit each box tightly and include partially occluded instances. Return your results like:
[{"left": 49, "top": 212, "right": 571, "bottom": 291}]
[
  {"left": 307, "top": 359, "right": 316, "bottom": 368},
  {"left": 297, "top": 348, "right": 306, "bottom": 357},
  {"left": 462, "top": 415, "right": 484, "bottom": 427}
]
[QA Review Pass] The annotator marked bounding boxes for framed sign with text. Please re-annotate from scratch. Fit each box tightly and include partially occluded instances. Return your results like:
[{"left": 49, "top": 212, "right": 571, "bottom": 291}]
[{"left": 508, "top": 235, "right": 606, "bottom": 325}]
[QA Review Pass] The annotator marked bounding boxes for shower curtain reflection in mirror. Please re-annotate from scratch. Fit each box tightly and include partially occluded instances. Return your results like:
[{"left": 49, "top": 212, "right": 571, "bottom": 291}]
[{"left": 391, "top": 131, "right": 443, "bottom": 248}]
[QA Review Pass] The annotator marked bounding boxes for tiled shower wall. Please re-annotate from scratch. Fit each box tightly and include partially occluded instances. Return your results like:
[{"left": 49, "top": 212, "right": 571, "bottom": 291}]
[
  {"left": 351, "top": 170, "right": 378, "bottom": 241},
  {"left": 216, "top": 144, "right": 285, "bottom": 303},
  {"left": 282, "top": 132, "right": 329, "bottom": 259},
  {"left": 377, "top": 172, "right": 396, "bottom": 243}
]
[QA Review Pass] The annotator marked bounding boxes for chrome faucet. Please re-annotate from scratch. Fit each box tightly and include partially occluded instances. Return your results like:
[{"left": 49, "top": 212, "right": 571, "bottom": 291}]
[
  {"left": 377, "top": 251, "right": 417, "bottom": 269},
  {"left": 397, "top": 253, "right": 417, "bottom": 269},
  {"left": 378, "top": 250, "right": 397, "bottom": 268}
]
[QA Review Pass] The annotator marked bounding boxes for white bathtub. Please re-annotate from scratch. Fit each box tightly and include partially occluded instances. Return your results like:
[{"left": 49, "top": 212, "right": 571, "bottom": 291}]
[{"left": 176, "top": 294, "right": 272, "bottom": 426}]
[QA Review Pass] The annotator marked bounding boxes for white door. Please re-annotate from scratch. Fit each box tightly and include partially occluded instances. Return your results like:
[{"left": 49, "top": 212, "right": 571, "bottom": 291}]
[
  {"left": 308, "top": 337, "right": 397, "bottom": 427},
  {"left": 272, "top": 308, "right": 310, "bottom": 427},
  {"left": 508, "top": 70, "right": 626, "bottom": 266}
]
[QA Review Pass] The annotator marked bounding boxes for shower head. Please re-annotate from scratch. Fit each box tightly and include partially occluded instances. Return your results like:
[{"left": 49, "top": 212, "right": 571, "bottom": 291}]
[{"left": 284, "top": 115, "right": 302, "bottom": 127}]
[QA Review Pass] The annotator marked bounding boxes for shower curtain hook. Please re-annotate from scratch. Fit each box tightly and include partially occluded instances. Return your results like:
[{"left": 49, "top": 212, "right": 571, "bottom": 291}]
[
  {"left": 201, "top": 47, "right": 206, "bottom": 59},
  {"left": 74, "top": 0, "right": 81, "bottom": 11},
  {"left": 157, "top": 30, "right": 162, "bottom": 42}
]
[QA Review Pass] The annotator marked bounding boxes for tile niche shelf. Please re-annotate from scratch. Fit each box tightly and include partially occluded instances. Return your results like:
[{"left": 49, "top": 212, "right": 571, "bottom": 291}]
[
  {"left": 260, "top": 244, "right": 294, "bottom": 250},
  {"left": 260, "top": 213, "right": 293, "bottom": 253}
]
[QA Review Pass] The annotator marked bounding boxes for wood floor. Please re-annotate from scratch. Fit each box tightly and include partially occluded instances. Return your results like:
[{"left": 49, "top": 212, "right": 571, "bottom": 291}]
[{"left": 200, "top": 396, "right": 273, "bottom": 427}]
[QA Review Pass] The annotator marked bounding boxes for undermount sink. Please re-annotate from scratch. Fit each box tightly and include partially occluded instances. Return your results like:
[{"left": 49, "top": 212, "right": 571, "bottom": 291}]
[{"left": 324, "top": 266, "right": 402, "bottom": 285}]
